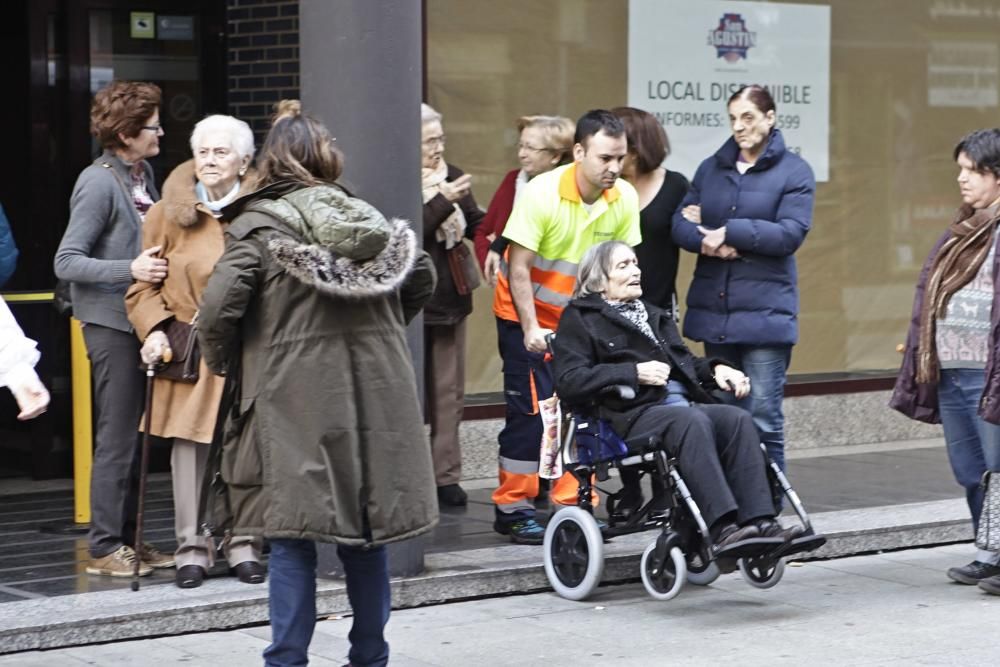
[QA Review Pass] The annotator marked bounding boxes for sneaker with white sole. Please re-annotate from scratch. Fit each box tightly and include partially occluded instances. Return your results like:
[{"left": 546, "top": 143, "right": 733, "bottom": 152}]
[
  {"left": 138, "top": 542, "right": 175, "bottom": 569},
  {"left": 87, "top": 545, "right": 153, "bottom": 577}
]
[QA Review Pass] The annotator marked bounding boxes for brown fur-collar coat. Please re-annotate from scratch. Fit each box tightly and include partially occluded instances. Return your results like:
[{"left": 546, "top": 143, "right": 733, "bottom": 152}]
[{"left": 125, "top": 160, "right": 258, "bottom": 443}]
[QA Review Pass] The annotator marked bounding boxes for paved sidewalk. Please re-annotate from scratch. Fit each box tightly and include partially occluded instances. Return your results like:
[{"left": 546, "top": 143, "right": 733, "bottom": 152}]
[
  {"left": 0, "top": 439, "right": 961, "bottom": 601},
  {"left": 4, "top": 543, "right": 998, "bottom": 666}
]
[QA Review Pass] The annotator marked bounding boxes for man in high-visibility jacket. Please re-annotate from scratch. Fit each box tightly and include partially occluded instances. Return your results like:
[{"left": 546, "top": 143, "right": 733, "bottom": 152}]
[{"left": 492, "top": 109, "right": 642, "bottom": 544}]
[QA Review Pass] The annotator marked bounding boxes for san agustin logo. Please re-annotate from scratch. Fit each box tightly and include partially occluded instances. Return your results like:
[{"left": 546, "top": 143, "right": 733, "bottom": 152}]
[{"left": 707, "top": 13, "right": 756, "bottom": 63}]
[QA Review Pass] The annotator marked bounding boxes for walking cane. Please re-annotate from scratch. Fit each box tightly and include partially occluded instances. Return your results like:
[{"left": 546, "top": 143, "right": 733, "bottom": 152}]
[{"left": 132, "top": 349, "right": 170, "bottom": 591}]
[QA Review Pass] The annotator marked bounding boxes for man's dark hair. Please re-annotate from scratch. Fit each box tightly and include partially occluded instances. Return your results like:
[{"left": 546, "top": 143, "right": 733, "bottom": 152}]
[
  {"left": 954, "top": 128, "right": 1000, "bottom": 177},
  {"left": 727, "top": 84, "right": 776, "bottom": 115},
  {"left": 574, "top": 109, "right": 625, "bottom": 148}
]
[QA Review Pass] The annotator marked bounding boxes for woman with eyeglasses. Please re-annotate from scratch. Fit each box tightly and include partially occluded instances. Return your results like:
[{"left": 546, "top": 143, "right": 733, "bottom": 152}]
[
  {"left": 473, "top": 115, "right": 575, "bottom": 286},
  {"left": 54, "top": 80, "right": 174, "bottom": 579},
  {"left": 420, "top": 103, "right": 485, "bottom": 507}
]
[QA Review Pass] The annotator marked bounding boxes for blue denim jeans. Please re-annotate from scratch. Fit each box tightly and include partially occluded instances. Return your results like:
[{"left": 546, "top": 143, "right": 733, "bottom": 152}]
[
  {"left": 264, "top": 539, "right": 391, "bottom": 667},
  {"left": 938, "top": 369, "right": 1000, "bottom": 537},
  {"left": 704, "top": 343, "right": 792, "bottom": 473}
]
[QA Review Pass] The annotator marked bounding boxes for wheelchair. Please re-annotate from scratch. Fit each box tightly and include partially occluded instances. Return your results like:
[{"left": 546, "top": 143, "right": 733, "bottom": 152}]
[{"left": 541, "top": 385, "right": 827, "bottom": 602}]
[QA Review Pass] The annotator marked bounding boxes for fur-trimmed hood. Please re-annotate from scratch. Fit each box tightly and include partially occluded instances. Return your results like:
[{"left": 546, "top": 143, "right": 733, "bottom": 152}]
[
  {"left": 160, "top": 159, "right": 259, "bottom": 228},
  {"left": 246, "top": 185, "right": 417, "bottom": 298}
]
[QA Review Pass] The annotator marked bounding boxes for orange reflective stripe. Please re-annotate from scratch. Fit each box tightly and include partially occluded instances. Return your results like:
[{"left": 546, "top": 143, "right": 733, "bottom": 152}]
[
  {"left": 492, "top": 469, "right": 540, "bottom": 506},
  {"left": 493, "top": 265, "right": 575, "bottom": 330},
  {"left": 528, "top": 369, "right": 539, "bottom": 415},
  {"left": 530, "top": 266, "right": 576, "bottom": 296},
  {"left": 550, "top": 471, "right": 600, "bottom": 507}
]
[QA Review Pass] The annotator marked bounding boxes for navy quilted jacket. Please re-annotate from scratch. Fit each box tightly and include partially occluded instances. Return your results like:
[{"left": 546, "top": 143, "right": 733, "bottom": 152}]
[{"left": 672, "top": 129, "right": 815, "bottom": 346}]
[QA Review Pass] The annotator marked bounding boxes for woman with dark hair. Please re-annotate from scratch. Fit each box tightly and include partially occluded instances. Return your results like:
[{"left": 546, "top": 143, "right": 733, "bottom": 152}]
[
  {"left": 672, "top": 85, "right": 815, "bottom": 474},
  {"left": 611, "top": 107, "right": 689, "bottom": 314},
  {"left": 198, "top": 100, "right": 437, "bottom": 666},
  {"left": 552, "top": 241, "right": 802, "bottom": 559},
  {"left": 54, "top": 80, "right": 174, "bottom": 578},
  {"left": 892, "top": 128, "right": 1000, "bottom": 592},
  {"left": 474, "top": 115, "right": 575, "bottom": 285}
]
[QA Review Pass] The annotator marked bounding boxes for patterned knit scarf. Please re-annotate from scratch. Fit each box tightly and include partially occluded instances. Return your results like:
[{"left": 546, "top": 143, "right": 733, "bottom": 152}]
[
  {"left": 916, "top": 203, "right": 1000, "bottom": 383},
  {"left": 607, "top": 299, "right": 657, "bottom": 343}
]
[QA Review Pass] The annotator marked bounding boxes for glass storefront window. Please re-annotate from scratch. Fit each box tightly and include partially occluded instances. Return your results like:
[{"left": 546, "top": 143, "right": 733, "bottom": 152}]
[{"left": 427, "top": 0, "right": 1000, "bottom": 393}]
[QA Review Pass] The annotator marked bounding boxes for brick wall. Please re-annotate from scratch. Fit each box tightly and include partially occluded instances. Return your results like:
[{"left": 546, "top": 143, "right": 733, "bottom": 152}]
[{"left": 226, "top": 0, "right": 300, "bottom": 142}]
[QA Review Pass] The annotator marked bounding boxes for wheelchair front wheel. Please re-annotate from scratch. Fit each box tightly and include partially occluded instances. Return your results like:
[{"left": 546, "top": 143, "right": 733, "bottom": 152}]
[
  {"left": 543, "top": 506, "right": 605, "bottom": 601},
  {"left": 738, "top": 554, "right": 785, "bottom": 589},
  {"left": 640, "top": 542, "right": 687, "bottom": 601},
  {"left": 684, "top": 543, "right": 721, "bottom": 586}
]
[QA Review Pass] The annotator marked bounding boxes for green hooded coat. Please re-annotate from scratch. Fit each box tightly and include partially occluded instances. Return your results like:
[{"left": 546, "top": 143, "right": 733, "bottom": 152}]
[{"left": 198, "top": 182, "right": 439, "bottom": 546}]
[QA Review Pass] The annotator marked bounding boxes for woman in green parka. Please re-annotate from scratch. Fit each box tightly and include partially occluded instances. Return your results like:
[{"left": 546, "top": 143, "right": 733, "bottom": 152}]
[{"left": 198, "top": 100, "right": 438, "bottom": 667}]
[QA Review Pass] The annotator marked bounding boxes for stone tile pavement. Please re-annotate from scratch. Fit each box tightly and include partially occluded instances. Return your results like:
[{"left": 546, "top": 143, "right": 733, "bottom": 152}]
[{"left": 3, "top": 543, "right": 998, "bottom": 666}]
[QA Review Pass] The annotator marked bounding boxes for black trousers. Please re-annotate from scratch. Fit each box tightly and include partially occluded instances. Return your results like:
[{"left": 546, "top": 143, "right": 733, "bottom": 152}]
[
  {"left": 625, "top": 403, "right": 775, "bottom": 527},
  {"left": 82, "top": 323, "right": 146, "bottom": 558}
]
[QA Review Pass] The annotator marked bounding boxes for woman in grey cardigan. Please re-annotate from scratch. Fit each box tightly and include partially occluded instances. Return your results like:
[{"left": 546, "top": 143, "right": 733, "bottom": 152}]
[{"left": 54, "top": 80, "right": 174, "bottom": 578}]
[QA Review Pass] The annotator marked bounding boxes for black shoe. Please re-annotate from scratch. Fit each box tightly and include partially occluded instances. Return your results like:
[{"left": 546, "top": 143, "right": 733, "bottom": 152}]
[
  {"left": 232, "top": 560, "right": 266, "bottom": 584},
  {"left": 175, "top": 564, "right": 205, "bottom": 589},
  {"left": 978, "top": 574, "right": 1000, "bottom": 595},
  {"left": 493, "top": 518, "right": 545, "bottom": 545},
  {"left": 947, "top": 560, "right": 1000, "bottom": 585},
  {"left": 756, "top": 518, "right": 804, "bottom": 542},
  {"left": 714, "top": 523, "right": 759, "bottom": 549},
  {"left": 713, "top": 523, "right": 784, "bottom": 559},
  {"left": 437, "top": 484, "right": 468, "bottom": 507}
]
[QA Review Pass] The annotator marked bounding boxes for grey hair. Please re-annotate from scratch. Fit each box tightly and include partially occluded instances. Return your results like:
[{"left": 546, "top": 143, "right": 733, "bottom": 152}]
[
  {"left": 421, "top": 103, "right": 442, "bottom": 125},
  {"left": 189, "top": 114, "right": 255, "bottom": 161},
  {"left": 574, "top": 241, "right": 633, "bottom": 298}
]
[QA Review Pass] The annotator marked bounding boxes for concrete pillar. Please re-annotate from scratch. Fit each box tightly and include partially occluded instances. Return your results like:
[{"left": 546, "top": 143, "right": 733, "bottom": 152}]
[{"left": 299, "top": 0, "right": 427, "bottom": 578}]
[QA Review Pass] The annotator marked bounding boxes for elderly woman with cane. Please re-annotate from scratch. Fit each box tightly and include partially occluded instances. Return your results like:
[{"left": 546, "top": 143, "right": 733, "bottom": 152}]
[
  {"left": 125, "top": 114, "right": 264, "bottom": 589},
  {"left": 198, "top": 101, "right": 438, "bottom": 666}
]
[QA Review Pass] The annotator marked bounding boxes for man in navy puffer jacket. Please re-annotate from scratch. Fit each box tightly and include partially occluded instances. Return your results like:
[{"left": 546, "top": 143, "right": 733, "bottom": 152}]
[{"left": 672, "top": 85, "right": 815, "bottom": 472}]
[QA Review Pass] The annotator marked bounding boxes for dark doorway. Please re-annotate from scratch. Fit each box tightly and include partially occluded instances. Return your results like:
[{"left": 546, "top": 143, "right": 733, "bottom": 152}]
[{"left": 0, "top": 0, "right": 226, "bottom": 480}]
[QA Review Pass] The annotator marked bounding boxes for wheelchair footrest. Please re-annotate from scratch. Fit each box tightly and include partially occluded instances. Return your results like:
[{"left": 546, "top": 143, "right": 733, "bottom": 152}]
[
  {"left": 714, "top": 536, "right": 785, "bottom": 560},
  {"left": 773, "top": 532, "right": 827, "bottom": 559}
]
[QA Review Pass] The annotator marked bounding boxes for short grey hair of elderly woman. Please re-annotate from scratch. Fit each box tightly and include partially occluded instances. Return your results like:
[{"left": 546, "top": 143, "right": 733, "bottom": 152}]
[
  {"left": 189, "top": 114, "right": 256, "bottom": 163},
  {"left": 574, "top": 240, "right": 634, "bottom": 298}
]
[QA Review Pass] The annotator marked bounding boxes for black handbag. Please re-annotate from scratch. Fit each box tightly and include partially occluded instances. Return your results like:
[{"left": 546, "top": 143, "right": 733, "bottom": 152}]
[{"left": 157, "top": 315, "right": 200, "bottom": 383}]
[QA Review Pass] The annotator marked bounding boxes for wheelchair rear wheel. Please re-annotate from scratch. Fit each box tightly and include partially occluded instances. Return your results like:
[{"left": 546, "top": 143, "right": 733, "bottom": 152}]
[
  {"left": 640, "top": 542, "right": 687, "bottom": 601},
  {"left": 543, "top": 506, "right": 605, "bottom": 601},
  {"left": 684, "top": 543, "right": 721, "bottom": 586},
  {"left": 738, "top": 554, "right": 785, "bottom": 589}
]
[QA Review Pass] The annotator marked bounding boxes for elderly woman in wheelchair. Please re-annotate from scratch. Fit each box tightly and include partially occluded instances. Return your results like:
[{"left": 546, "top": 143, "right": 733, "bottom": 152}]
[{"left": 544, "top": 240, "right": 824, "bottom": 601}]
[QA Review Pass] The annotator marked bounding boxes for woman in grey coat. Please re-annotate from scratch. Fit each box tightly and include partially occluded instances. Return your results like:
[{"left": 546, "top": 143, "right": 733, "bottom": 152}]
[{"left": 53, "top": 80, "right": 174, "bottom": 578}]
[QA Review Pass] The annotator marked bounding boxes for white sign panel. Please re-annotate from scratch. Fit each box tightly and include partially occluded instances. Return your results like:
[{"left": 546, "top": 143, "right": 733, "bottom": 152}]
[{"left": 628, "top": 0, "right": 830, "bottom": 182}]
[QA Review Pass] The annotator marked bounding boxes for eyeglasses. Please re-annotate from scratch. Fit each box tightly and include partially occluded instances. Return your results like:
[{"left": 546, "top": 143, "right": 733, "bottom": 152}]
[
  {"left": 141, "top": 124, "right": 164, "bottom": 133},
  {"left": 422, "top": 135, "right": 445, "bottom": 147},
  {"left": 518, "top": 143, "right": 551, "bottom": 153}
]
